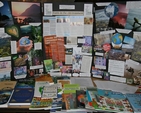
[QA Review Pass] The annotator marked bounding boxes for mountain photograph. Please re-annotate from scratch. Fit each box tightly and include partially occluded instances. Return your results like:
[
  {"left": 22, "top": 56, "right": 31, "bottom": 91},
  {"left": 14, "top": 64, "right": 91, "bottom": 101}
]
[{"left": 11, "top": 2, "right": 41, "bottom": 25}]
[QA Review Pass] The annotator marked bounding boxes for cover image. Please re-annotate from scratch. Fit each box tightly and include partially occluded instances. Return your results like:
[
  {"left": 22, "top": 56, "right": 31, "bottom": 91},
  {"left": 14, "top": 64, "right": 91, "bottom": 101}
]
[
  {"left": 126, "top": 93, "right": 141, "bottom": 112},
  {"left": 76, "top": 90, "right": 87, "bottom": 109},
  {"left": 62, "top": 93, "right": 77, "bottom": 110},
  {"left": 9, "top": 88, "right": 34, "bottom": 105},
  {"left": 15, "top": 78, "right": 35, "bottom": 89},
  {"left": 29, "top": 97, "right": 53, "bottom": 110},
  {"left": 0, "top": 89, "right": 13, "bottom": 108}
]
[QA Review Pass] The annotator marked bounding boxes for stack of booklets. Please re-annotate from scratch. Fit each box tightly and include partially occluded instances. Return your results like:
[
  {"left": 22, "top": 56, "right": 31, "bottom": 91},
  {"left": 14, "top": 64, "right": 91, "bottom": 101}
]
[
  {"left": 126, "top": 93, "right": 141, "bottom": 113},
  {"left": 28, "top": 75, "right": 136, "bottom": 113},
  {"left": 29, "top": 75, "right": 63, "bottom": 111},
  {"left": 8, "top": 78, "right": 35, "bottom": 106},
  {"left": 1, "top": 74, "right": 140, "bottom": 113},
  {"left": 86, "top": 88, "right": 134, "bottom": 113}
]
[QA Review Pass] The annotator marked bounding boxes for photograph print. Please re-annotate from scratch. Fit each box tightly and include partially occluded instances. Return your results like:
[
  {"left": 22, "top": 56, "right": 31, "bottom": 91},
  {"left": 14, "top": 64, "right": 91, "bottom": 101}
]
[
  {"left": 0, "top": 0, "right": 14, "bottom": 27},
  {"left": 108, "top": 2, "right": 128, "bottom": 29},
  {"left": 0, "top": 72, "right": 10, "bottom": 81},
  {"left": 11, "top": 2, "right": 41, "bottom": 25},
  {"left": 125, "top": 8, "right": 141, "bottom": 31}
]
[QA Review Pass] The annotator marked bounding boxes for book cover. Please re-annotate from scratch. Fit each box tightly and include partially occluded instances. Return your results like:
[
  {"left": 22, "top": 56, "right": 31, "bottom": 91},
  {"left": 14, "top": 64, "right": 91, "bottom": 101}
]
[
  {"left": 94, "top": 89, "right": 133, "bottom": 112},
  {"left": 44, "top": 59, "right": 53, "bottom": 73},
  {"left": 29, "top": 97, "right": 53, "bottom": 110},
  {"left": 62, "top": 93, "right": 77, "bottom": 110},
  {"left": 52, "top": 76, "right": 70, "bottom": 84},
  {"left": 126, "top": 93, "right": 141, "bottom": 112},
  {"left": 0, "top": 81, "right": 17, "bottom": 107},
  {"left": 42, "top": 84, "right": 58, "bottom": 99},
  {"left": 0, "top": 89, "right": 14, "bottom": 108},
  {"left": 34, "top": 81, "right": 50, "bottom": 97},
  {"left": 76, "top": 90, "right": 87, "bottom": 109},
  {"left": 9, "top": 88, "right": 34, "bottom": 105},
  {"left": 86, "top": 88, "right": 99, "bottom": 110},
  {"left": 0, "top": 81, "right": 17, "bottom": 90},
  {"left": 87, "top": 89, "right": 118, "bottom": 112},
  {"left": 63, "top": 84, "right": 80, "bottom": 94},
  {"left": 49, "top": 93, "right": 62, "bottom": 110},
  {"left": 15, "top": 78, "right": 35, "bottom": 89},
  {"left": 35, "top": 74, "right": 54, "bottom": 83}
]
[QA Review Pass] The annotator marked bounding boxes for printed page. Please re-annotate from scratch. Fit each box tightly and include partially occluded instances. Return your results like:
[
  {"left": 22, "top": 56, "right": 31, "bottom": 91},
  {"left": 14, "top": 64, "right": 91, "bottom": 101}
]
[
  {"left": 81, "top": 55, "right": 92, "bottom": 73},
  {"left": 56, "top": 16, "right": 70, "bottom": 37},
  {"left": 108, "top": 59, "right": 125, "bottom": 76},
  {"left": 43, "top": 16, "right": 56, "bottom": 36},
  {"left": 70, "top": 16, "right": 84, "bottom": 37}
]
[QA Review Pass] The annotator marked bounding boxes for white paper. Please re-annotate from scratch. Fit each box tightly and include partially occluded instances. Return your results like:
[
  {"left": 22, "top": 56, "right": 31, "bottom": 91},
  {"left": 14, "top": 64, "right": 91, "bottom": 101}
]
[
  {"left": 65, "top": 54, "right": 72, "bottom": 64},
  {"left": 96, "top": 2, "right": 111, "bottom": 6},
  {"left": 80, "top": 73, "right": 91, "bottom": 77},
  {"left": 95, "top": 52, "right": 104, "bottom": 56},
  {"left": 42, "top": 84, "right": 58, "bottom": 98},
  {"left": 30, "top": 65, "right": 43, "bottom": 70},
  {"left": 49, "top": 72, "right": 62, "bottom": 76},
  {"left": 66, "top": 37, "right": 77, "bottom": 45},
  {"left": 72, "top": 73, "right": 79, "bottom": 77},
  {"left": 126, "top": 1, "right": 141, "bottom": 9},
  {"left": 11, "top": 41, "right": 17, "bottom": 54},
  {"left": 84, "top": 4, "right": 93, "bottom": 17},
  {"left": 34, "top": 42, "right": 42, "bottom": 50},
  {"left": 94, "top": 80, "right": 138, "bottom": 94},
  {"left": 133, "top": 31, "right": 141, "bottom": 41},
  {"left": 100, "top": 30, "right": 115, "bottom": 34},
  {"left": 44, "top": 3, "right": 52, "bottom": 15},
  {"left": 126, "top": 59, "right": 139, "bottom": 65},
  {"left": 108, "top": 59, "right": 125, "bottom": 76},
  {"left": 110, "top": 76, "right": 126, "bottom": 83},
  {"left": 116, "top": 28, "right": 131, "bottom": 34},
  {"left": 34, "top": 81, "right": 50, "bottom": 97},
  {"left": 0, "top": 56, "right": 11, "bottom": 62},
  {"left": 0, "top": 28, "right": 4, "bottom": 33},
  {"left": 78, "top": 38, "right": 85, "bottom": 43},
  {"left": 70, "top": 16, "right": 84, "bottom": 37},
  {"left": 29, "top": 23, "right": 41, "bottom": 26},
  {"left": 71, "top": 77, "right": 94, "bottom": 88},
  {"left": 43, "top": 16, "right": 56, "bottom": 36},
  {"left": 81, "top": 55, "right": 92, "bottom": 73},
  {"left": 84, "top": 24, "right": 93, "bottom": 36},
  {"left": 56, "top": 16, "right": 70, "bottom": 37},
  {"left": 59, "top": 5, "right": 75, "bottom": 10}
]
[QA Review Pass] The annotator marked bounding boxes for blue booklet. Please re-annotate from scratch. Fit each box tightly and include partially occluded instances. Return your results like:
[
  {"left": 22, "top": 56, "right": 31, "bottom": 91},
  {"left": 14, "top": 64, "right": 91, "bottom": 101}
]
[
  {"left": 126, "top": 93, "right": 141, "bottom": 112},
  {"left": 9, "top": 88, "right": 34, "bottom": 106}
]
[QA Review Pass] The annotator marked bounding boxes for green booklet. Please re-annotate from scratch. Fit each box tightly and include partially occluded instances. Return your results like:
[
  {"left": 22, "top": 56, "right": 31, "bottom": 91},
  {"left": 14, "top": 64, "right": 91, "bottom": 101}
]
[{"left": 63, "top": 84, "right": 80, "bottom": 94}]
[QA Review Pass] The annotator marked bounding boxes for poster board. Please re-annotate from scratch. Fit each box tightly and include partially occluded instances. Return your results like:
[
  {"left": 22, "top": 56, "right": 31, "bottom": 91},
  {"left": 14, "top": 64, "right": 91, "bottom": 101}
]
[
  {"left": 43, "top": 2, "right": 94, "bottom": 77},
  {"left": 92, "top": 0, "right": 141, "bottom": 85},
  {"left": 0, "top": 0, "right": 43, "bottom": 80}
]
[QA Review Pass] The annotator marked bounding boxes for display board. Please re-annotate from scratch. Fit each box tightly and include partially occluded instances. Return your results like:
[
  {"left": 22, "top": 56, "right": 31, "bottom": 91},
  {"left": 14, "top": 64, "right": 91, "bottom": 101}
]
[
  {"left": 1, "top": 0, "right": 141, "bottom": 85},
  {"left": 42, "top": 2, "right": 94, "bottom": 77},
  {"left": 92, "top": 1, "right": 141, "bottom": 85},
  {"left": 0, "top": 1, "right": 94, "bottom": 80}
]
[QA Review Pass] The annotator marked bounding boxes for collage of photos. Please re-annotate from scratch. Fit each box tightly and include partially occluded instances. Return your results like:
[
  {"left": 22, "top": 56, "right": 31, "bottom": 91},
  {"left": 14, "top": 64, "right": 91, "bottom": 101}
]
[
  {"left": 0, "top": 0, "right": 43, "bottom": 80},
  {"left": 1, "top": 0, "right": 141, "bottom": 85},
  {"left": 93, "top": 1, "right": 141, "bottom": 85},
  {"left": 42, "top": 2, "right": 93, "bottom": 77}
]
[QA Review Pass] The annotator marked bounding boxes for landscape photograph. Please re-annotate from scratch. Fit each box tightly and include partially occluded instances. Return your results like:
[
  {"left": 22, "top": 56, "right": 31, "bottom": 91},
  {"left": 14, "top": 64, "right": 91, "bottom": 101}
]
[
  {"left": 11, "top": 2, "right": 41, "bottom": 25},
  {"left": 0, "top": 0, "right": 14, "bottom": 27}
]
